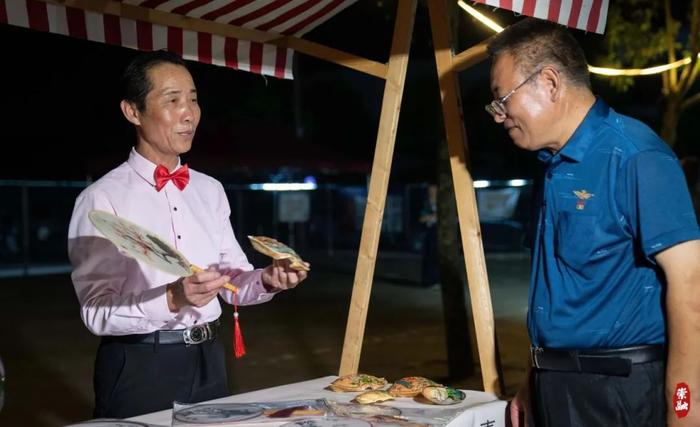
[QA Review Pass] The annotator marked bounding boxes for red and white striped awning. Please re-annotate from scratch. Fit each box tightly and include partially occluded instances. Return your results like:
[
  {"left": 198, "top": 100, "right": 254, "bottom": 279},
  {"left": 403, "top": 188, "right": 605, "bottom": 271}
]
[
  {"left": 0, "top": 0, "right": 357, "bottom": 79},
  {"left": 473, "top": 0, "right": 609, "bottom": 34}
]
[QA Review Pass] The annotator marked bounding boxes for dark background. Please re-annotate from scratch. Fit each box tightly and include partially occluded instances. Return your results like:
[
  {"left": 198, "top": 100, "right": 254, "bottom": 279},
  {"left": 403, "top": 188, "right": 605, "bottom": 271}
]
[
  {"left": 2, "top": 1, "right": 697, "bottom": 265},
  {"left": 3, "top": 1, "right": 663, "bottom": 184}
]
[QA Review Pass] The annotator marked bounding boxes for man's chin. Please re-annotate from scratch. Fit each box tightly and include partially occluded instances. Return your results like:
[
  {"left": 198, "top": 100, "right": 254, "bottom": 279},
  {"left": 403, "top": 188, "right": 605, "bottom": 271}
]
[
  {"left": 175, "top": 140, "right": 194, "bottom": 154},
  {"left": 509, "top": 134, "right": 527, "bottom": 150},
  {"left": 508, "top": 128, "right": 522, "bottom": 143},
  {"left": 512, "top": 139, "right": 538, "bottom": 152}
]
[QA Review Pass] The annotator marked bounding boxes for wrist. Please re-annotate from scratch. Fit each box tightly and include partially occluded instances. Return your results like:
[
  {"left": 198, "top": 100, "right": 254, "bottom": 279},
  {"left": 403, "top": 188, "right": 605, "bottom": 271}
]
[
  {"left": 166, "top": 279, "right": 182, "bottom": 312},
  {"left": 262, "top": 280, "right": 278, "bottom": 293},
  {"left": 261, "top": 266, "right": 280, "bottom": 293}
]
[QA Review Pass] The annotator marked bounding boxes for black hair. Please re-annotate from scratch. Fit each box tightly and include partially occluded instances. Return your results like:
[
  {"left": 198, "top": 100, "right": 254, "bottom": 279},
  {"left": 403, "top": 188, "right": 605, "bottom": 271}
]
[
  {"left": 122, "top": 50, "right": 188, "bottom": 112},
  {"left": 487, "top": 18, "right": 591, "bottom": 89}
]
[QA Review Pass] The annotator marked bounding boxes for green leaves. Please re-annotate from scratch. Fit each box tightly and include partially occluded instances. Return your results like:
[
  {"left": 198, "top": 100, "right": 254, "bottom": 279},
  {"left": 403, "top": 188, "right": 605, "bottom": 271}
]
[{"left": 597, "top": 0, "right": 672, "bottom": 91}]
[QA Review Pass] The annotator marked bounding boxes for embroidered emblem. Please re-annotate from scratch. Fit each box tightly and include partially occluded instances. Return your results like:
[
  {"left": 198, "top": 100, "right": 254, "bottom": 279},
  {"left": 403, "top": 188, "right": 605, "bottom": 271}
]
[
  {"left": 573, "top": 190, "right": 594, "bottom": 210},
  {"left": 674, "top": 382, "right": 691, "bottom": 418}
]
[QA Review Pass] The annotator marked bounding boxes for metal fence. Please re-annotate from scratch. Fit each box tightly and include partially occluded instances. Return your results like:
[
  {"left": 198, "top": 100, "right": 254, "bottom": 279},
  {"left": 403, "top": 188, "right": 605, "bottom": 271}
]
[{"left": 0, "top": 180, "right": 533, "bottom": 276}]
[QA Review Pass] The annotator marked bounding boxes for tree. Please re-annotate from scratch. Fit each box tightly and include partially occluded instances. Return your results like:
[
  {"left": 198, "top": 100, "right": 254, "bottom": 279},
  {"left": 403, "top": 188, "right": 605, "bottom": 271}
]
[
  {"left": 598, "top": 0, "right": 700, "bottom": 147},
  {"left": 435, "top": 136, "right": 475, "bottom": 381},
  {"left": 431, "top": 0, "right": 477, "bottom": 382}
]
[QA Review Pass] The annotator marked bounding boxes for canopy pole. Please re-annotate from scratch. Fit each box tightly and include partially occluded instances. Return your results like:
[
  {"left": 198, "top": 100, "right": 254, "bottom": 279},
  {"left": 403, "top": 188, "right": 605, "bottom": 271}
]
[
  {"left": 338, "top": 0, "right": 417, "bottom": 376},
  {"left": 453, "top": 41, "right": 490, "bottom": 72},
  {"left": 427, "top": 0, "right": 502, "bottom": 394}
]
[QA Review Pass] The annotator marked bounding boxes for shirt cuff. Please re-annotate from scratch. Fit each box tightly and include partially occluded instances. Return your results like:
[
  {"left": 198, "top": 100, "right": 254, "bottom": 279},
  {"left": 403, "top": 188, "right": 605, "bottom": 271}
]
[
  {"left": 645, "top": 229, "right": 700, "bottom": 261},
  {"left": 228, "top": 269, "right": 278, "bottom": 305}
]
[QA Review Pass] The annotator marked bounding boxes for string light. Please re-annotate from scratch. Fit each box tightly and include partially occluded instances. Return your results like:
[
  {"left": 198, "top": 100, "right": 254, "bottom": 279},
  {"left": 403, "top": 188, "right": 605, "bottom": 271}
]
[
  {"left": 457, "top": 1, "right": 504, "bottom": 33},
  {"left": 588, "top": 57, "right": 694, "bottom": 76},
  {"left": 457, "top": 0, "right": 697, "bottom": 77}
]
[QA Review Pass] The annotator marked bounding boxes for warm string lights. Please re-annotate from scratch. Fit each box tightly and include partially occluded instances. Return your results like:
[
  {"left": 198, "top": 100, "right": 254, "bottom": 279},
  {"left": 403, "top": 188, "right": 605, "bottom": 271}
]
[{"left": 457, "top": 0, "right": 698, "bottom": 77}]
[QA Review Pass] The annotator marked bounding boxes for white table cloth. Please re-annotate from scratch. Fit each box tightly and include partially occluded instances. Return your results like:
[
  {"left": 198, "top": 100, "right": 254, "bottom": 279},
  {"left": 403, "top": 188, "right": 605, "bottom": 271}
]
[{"left": 129, "top": 376, "right": 506, "bottom": 427}]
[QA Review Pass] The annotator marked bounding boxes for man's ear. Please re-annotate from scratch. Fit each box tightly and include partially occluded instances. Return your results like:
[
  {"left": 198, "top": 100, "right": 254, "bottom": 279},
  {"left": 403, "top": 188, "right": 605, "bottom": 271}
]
[
  {"left": 120, "top": 100, "right": 141, "bottom": 126},
  {"left": 540, "top": 66, "right": 561, "bottom": 102}
]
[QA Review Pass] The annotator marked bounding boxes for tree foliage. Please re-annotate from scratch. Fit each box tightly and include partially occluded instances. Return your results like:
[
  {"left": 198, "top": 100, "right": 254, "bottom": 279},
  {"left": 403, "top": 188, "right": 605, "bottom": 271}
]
[{"left": 596, "top": 0, "right": 700, "bottom": 147}]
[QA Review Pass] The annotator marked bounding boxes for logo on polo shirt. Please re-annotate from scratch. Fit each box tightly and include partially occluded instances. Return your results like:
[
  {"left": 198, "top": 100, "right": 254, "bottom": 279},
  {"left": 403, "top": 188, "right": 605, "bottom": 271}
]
[{"left": 573, "top": 190, "right": 594, "bottom": 210}]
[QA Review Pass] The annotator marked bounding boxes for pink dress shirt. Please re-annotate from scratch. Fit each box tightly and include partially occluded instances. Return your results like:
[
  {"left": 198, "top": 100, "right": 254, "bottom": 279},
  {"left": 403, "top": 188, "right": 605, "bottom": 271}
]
[{"left": 68, "top": 148, "right": 275, "bottom": 336}]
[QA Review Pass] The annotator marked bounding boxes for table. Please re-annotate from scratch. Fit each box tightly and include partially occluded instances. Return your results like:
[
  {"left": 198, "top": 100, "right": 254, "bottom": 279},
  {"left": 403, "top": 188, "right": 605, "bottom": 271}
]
[{"left": 129, "top": 376, "right": 506, "bottom": 427}]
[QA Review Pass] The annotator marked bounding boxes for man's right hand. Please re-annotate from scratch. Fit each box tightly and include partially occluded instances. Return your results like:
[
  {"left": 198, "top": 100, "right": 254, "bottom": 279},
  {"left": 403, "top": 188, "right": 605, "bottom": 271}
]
[
  {"left": 166, "top": 268, "right": 230, "bottom": 312},
  {"left": 509, "top": 382, "right": 531, "bottom": 427}
]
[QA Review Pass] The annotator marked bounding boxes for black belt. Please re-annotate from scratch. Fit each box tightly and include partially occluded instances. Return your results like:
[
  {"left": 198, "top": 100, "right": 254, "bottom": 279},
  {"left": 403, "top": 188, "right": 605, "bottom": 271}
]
[
  {"left": 104, "top": 320, "right": 220, "bottom": 346},
  {"left": 531, "top": 345, "right": 665, "bottom": 376}
]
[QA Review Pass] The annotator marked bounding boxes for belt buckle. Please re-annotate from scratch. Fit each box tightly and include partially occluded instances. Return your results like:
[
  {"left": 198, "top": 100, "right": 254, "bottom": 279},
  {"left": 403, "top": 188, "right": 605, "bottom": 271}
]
[
  {"left": 183, "top": 323, "right": 210, "bottom": 345},
  {"left": 530, "top": 346, "right": 543, "bottom": 369}
]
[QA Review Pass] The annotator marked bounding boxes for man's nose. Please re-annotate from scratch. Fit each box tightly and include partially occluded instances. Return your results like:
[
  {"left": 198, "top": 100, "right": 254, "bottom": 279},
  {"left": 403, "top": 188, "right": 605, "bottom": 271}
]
[{"left": 181, "top": 103, "right": 195, "bottom": 123}]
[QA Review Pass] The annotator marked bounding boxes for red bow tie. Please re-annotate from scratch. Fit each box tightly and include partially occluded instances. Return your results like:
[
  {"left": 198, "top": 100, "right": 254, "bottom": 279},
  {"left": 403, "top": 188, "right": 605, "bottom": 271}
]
[{"left": 154, "top": 164, "right": 190, "bottom": 191}]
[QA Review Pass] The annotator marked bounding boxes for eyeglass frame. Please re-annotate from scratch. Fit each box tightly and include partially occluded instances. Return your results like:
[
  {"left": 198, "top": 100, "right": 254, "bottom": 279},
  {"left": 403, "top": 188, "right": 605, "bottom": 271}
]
[{"left": 485, "top": 68, "right": 543, "bottom": 118}]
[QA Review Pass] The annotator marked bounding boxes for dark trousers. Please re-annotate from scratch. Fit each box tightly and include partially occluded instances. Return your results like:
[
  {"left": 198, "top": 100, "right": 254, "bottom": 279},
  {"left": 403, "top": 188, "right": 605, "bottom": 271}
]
[
  {"left": 93, "top": 336, "right": 229, "bottom": 419},
  {"left": 531, "top": 360, "right": 666, "bottom": 426}
]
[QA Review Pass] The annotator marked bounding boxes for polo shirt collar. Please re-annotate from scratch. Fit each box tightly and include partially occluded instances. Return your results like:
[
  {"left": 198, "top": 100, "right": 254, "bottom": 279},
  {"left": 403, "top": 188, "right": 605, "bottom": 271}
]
[
  {"left": 538, "top": 98, "right": 609, "bottom": 164},
  {"left": 127, "top": 147, "right": 182, "bottom": 187}
]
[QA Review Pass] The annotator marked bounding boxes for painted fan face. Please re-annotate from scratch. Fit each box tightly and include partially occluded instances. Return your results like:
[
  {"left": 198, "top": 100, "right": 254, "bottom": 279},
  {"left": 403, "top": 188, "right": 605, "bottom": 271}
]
[
  {"left": 248, "top": 235, "right": 310, "bottom": 271},
  {"left": 387, "top": 377, "right": 441, "bottom": 397},
  {"left": 421, "top": 386, "right": 466, "bottom": 405},
  {"left": 173, "top": 403, "right": 263, "bottom": 423},
  {"left": 353, "top": 390, "right": 394, "bottom": 404},
  {"left": 88, "top": 210, "right": 191, "bottom": 276},
  {"left": 328, "top": 374, "right": 388, "bottom": 392}
]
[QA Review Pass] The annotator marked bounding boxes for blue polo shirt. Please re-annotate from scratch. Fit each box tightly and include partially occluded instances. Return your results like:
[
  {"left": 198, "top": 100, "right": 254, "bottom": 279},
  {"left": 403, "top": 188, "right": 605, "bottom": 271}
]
[{"left": 529, "top": 99, "right": 700, "bottom": 349}]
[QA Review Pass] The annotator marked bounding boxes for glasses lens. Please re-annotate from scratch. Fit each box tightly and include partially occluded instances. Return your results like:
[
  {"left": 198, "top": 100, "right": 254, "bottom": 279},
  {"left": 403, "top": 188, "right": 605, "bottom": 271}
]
[{"left": 485, "top": 101, "right": 505, "bottom": 117}]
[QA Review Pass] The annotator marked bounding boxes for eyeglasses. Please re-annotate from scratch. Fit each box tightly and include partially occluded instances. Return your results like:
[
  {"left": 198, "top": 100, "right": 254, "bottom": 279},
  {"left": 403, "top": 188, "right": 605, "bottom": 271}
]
[{"left": 485, "top": 69, "right": 542, "bottom": 118}]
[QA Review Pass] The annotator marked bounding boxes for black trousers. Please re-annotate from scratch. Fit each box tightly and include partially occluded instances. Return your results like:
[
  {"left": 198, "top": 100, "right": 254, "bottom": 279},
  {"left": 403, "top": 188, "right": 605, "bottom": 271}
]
[
  {"left": 93, "top": 336, "right": 229, "bottom": 419},
  {"left": 531, "top": 360, "right": 666, "bottom": 427}
]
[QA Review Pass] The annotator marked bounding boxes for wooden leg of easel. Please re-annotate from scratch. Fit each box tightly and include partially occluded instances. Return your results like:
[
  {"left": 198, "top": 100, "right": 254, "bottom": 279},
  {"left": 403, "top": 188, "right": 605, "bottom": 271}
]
[
  {"left": 427, "top": 0, "right": 502, "bottom": 395},
  {"left": 338, "top": 0, "right": 417, "bottom": 376}
]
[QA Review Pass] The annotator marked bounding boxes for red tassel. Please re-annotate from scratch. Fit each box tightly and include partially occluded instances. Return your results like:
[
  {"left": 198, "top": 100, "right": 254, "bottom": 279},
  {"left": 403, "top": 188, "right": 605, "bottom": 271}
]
[{"left": 233, "top": 293, "right": 246, "bottom": 358}]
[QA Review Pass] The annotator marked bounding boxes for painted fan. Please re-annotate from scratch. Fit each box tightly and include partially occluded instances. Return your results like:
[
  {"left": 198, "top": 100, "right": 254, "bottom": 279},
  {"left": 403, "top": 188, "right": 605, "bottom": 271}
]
[
  {"left": 88, "top": 210, "right": 237, "bottom": 293},
  {"left": 247, "top": 235, "right": 309, "bottom": 271}
]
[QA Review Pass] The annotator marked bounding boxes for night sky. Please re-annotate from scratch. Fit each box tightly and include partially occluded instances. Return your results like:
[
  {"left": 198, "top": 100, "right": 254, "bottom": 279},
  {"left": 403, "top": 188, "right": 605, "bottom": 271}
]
[{"left": 2, "top": 1, "right": 695, "bottom": 184}]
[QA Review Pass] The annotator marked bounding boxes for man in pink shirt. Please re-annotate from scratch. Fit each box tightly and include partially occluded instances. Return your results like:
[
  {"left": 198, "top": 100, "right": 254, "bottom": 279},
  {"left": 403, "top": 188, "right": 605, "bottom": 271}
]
[{"left": 68, "top": 50, "right": 308, "bottom": 419}]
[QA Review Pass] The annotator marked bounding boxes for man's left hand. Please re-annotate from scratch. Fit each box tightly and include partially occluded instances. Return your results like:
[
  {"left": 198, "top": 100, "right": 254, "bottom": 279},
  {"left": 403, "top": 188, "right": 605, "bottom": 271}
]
[{"left": 261, "top": 259, "right": 309, "bottom": 291}]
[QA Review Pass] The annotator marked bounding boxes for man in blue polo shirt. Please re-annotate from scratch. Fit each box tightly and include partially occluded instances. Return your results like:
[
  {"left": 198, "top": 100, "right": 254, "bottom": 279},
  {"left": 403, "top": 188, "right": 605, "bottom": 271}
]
[{"left": 486, "top": 18, "right": 700, "bottom": 426}]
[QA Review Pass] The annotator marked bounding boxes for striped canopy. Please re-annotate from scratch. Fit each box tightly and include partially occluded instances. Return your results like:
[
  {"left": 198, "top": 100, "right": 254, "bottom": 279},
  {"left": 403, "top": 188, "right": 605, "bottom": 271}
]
[
  {"left": 472, "top": 0, "right": 609, "bottom": 34},
  {"left": 0, "top": 0, "right": 358, "bottom": 79}
]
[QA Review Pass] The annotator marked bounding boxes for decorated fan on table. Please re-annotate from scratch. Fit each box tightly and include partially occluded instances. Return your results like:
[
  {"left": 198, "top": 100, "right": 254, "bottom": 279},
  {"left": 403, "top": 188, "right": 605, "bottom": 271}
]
[{"left": 87, "top": 210, "right": 246, "bottom": 357}]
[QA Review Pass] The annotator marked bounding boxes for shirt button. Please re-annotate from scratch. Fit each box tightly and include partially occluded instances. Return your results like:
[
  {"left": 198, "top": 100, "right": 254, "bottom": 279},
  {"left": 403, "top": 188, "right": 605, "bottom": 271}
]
[
  {"left": 177, "top": 235, "right": 181, "bottom": 239},
  {"left": 173, "top": 207, "right": 178, "bottom": 211}
]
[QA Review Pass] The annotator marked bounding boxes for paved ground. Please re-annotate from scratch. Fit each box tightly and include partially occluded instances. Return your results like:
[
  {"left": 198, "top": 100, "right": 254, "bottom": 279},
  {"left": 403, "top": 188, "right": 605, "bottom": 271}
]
[{"left": 0, "top": 250, "right": 531, "bottom": 426}]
